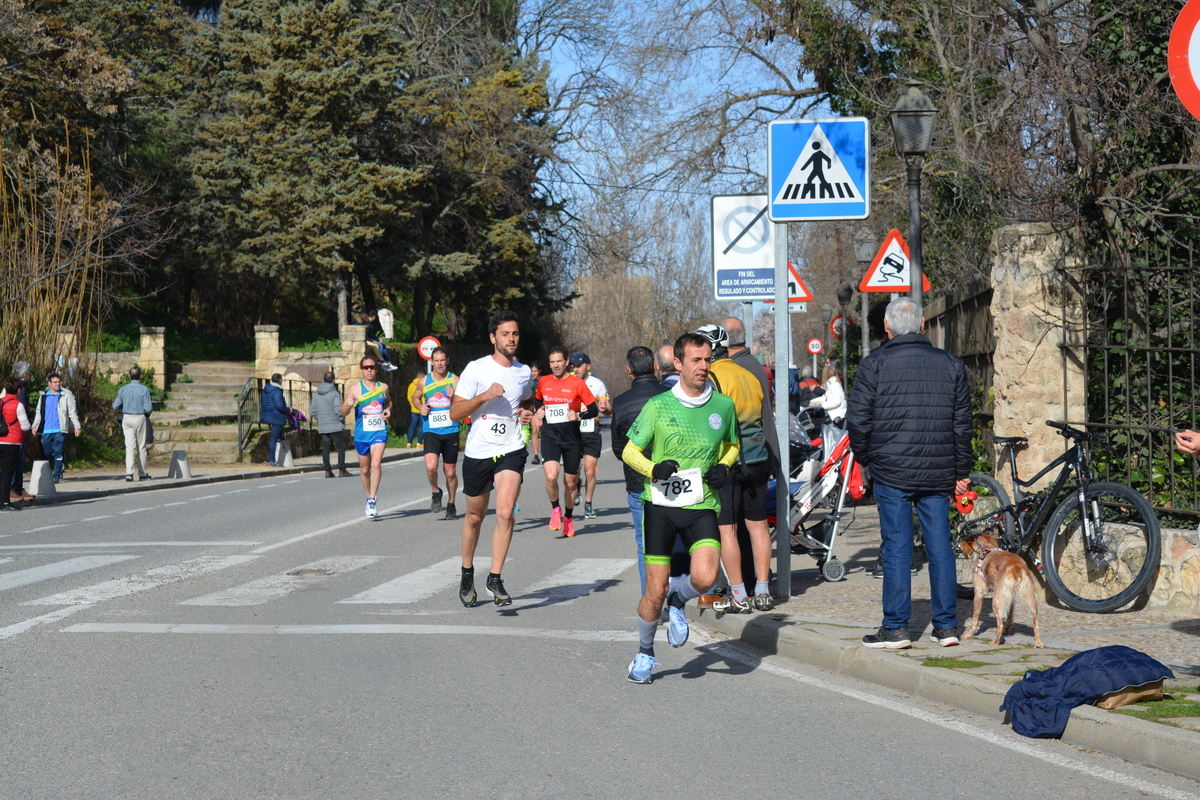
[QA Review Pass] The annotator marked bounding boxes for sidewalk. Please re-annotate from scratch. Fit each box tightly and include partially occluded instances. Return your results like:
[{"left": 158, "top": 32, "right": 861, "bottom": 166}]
[
  {"left": 10, "top": 446, "right": 426, "bottom": 507},
  {"left": 691, "top": 501, "right": 1200, "bottom": 781}
]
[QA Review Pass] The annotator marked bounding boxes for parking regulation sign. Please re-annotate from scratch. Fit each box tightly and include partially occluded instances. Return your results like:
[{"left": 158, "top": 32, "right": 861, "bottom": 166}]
[
  {"left": 768, "top": 118, "right": 870, "bottom": 222},
  {"left": 712, "top": 194, "right": 778, "bottom": 301}
]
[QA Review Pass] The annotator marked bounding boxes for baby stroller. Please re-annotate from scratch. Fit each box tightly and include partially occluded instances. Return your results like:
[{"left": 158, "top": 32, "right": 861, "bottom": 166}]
[{"left": 766, "top": 407, "right": 866, "bottom": 582}]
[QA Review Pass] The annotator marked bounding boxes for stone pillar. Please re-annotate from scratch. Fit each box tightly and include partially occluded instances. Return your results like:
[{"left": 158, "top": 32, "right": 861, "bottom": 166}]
[
  {"left": 990, "top": 223, "right": 1086, "bottom": 489},
  {"left": 255, "top": 325, "right": 280, "bottom": 379},
  {"left": 340, "top": 324, "right": 368, "bottom": 380},
  {"left": 139, "top": 326, "right": 167, "bottom": 389}
]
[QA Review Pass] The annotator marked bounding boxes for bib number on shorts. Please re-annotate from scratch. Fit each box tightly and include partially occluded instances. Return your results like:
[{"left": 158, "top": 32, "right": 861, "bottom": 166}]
[
  {"left": 649, "top": 468, "right": 703, "bottom": 507},
  {"left": 479, "top": 415, "right": 519, "bottom": 446},
  {"left": 428, "top": 408, "right": 451, "bottom": 428},
  {"left": 544, "top": 404, "right": 570, "bottom": 424},
  {"left": 579, "top": 417, "right": 596, "bottom": 433},
  {"left": 363, "top": 415, "right": 386, "bottom": 432}
]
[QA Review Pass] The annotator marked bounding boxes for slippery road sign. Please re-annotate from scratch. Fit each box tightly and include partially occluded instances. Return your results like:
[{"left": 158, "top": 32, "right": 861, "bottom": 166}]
[{"left": 859, "top": 229, "right": 931, "bottom": 293}]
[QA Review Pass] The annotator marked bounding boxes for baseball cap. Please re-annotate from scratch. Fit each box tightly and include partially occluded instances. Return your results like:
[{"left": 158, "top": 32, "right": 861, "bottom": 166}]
[{"left": 569, "top": 353, "right": 590, "bottom": 366}]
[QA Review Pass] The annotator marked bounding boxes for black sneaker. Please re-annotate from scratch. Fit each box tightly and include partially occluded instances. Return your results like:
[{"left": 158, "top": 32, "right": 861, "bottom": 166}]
[
  {"left": 431, "top": 490, "right": 443, "bottom": 514},
  {"left": 459, "top": 572, "right": 477, "bottom": 607},
  {"left": 870, "top": 557, "right": 920, "bottom": 578},
  {"left": 930, "top": 629, "right": 960, "bottom": 647},
  {"left": 443, "top": 502, "right": 457, "bottom": 521},
  {"left": 584, "top": 502, "right": 596, "bottom": 519},
  {"left": 862, "top": 627, "right": 911, "bottom": 649},
  {"left": 485, "top": 574, "right": 512, "bottom": 606},
  {"left": 531, "top": 454, "right": 542, "bottom": 465}
]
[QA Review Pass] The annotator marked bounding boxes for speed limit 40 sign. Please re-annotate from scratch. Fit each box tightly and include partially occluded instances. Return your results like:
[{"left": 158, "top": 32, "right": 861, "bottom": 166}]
[{"left": 807, "top": 338, "right": 823, "bottom": 355}]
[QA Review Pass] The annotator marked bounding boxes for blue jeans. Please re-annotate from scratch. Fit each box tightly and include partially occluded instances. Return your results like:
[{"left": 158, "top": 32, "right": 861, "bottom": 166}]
[
  {"left": 874, "top": 481, "right": 958, "bottom": 633},
  {"left": 267, "top": 424, "right": 284, "bottom": 465},
  {"left": 406, "top": 414, "right": 424, "bottom": 445},
  {"left": 42, "top": 432, "right": 66, "bottom": 479},
  {"left": 627, "top": 491, "right": 647, "bottom": 594}
]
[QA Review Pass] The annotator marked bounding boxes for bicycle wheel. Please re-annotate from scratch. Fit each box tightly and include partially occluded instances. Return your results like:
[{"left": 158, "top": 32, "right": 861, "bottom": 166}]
[
  {"left": 949, "top": 473, "right": 1013, "bottom": 599},
  {"left": 1041, "top": 482, "right": 1161, "bottom": 613}
]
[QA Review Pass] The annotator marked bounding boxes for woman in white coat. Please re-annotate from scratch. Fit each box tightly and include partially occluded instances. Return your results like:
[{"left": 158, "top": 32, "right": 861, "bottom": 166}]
[{"left": 807, "top": 364, "right": 846, "bottom": 423}]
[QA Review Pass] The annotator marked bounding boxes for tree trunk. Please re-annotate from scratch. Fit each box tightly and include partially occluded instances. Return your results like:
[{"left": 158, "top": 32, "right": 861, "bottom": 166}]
[
  {"left": 355, "top": 265, "right": 378, "bottom": 315},
  {"left": 335, "top": 269, "right": 351, "bottom": 330},
  {"left": 412, "top": 279, "right": 428, "bottom": 338}
]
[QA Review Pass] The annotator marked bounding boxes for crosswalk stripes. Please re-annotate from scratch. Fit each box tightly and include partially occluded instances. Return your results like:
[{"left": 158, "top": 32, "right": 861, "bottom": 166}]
[
  {"left": 338, "top": 557, "right": 461, "bottom": 604},
  {"left": 0, "top": 555, "right": 140, "bottom": 592},
  {"left": 22, "top": 555, "right": 260, "bottom": 606},
  {"left": 181, "top": 556, "right": 385, "bottom": 606},
  {"left": 519, "top": 558, "right": 635, "bottom": 607}
]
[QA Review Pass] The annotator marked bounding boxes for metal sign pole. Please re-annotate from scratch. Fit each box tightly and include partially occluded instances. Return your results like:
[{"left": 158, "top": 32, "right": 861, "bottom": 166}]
[
  {"left": 742, "top": 301, "right": 753, "bottom": 345},
  {"left": 773, "top": 222, "right": 791, "bottom": 601}
]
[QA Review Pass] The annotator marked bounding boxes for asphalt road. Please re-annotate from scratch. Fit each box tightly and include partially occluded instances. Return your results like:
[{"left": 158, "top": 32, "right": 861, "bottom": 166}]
[{"left": 3, "top": 440, "right": 1199, "bottom": 799}]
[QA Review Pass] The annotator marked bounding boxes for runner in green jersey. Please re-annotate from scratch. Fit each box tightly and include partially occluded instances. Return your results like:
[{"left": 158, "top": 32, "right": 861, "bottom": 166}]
[{"left": 621, "top": 333, "right": 739, "bottom": 684}]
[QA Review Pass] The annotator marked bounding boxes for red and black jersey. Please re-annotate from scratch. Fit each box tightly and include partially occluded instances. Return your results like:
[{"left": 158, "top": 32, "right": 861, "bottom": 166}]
[{"left": 536, "top": 373, "right": 596, "bottom": 443}]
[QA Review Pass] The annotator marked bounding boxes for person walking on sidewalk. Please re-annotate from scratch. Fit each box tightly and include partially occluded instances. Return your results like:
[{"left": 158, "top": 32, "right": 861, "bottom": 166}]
[
  {"left": 260, "top": 374, "right": 294, "bottom": 467},
  {"left": 534, "top": 347, "right": 598, "bottom": 538},
  {"left": 414, "top": 347, "right": 461, "bottom": 521},
  {"left": 9, "top": 362, "right": 33, "bottom": 503},
  {"left": 309, "top": 372, "right": 351, "bottom": 478},
  {"left": 32, "top": 373, "right": 81, "bottom": 484},
  {"left": 621, "top": 333, "right": 739, "bottom": 683},
  {"left": 114, "top": 366, "right": 154, "bottom": 482},
  {"left": 342, "top": 358, "right": 392, "bottom": 519},
  {"left": 450, "top": 310, "right": 534, "bottom": 608},
  {"left": 1, "top": 376, "right": 32, "bottom": 511},
  {"left": 847, "top": 297, "right": 972, "bottom": 650}
]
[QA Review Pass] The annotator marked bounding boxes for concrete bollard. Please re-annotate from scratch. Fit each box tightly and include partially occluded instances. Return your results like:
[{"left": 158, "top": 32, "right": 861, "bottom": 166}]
[
  {"left": 28, "top": 461, "right": 56, "bottom": 496},
  {"left": 276, "top": 439, "right": 295, "bottom": 468},
  {"left": 167, "top": 450, "right": 192, "bottom": 479}
]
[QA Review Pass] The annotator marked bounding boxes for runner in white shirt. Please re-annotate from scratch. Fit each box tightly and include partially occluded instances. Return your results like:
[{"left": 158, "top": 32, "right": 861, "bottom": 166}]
[
  {"left": 450, "top": 310, "right": 534, "bottom": 608},
  {"left": 571, "top": 353, "right": 610, "bottom": 518}
]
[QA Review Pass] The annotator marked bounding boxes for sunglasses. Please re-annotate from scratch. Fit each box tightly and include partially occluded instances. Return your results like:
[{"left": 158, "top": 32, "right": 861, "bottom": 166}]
[{"left": 361, "top": 365, "right": 378, "bottom": 370}]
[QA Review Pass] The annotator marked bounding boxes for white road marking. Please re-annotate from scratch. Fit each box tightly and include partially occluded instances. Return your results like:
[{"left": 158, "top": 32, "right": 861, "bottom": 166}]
[
  {"left": 0, "top": 555, "right": 140, "bottom": 591},
  {"left": 0, "top": 557, "right": 11, "bottom": 564},
  {"left": 22, "top": 525, "right": 66, "bottom": 533},
  {"left": 339, "top": 557, "right": 460, "bottom": 604},
  {"left": 81, "top": 515, "right": 113, "bottom": 522},
  {"left": 694, "top": 632, "right": 1200, "bottom": 800},
  {"left": 519, "top": 558, "right": 635, "bottom": 606},
  {"left": 192, "top": 495, "right": 221, "bottom": 500},
  {"left": 0, "top": 542, "right": 260, "bottom": 550},
  {"left": 161, "top": 502, "right": 189, "bottom": 508},
  {"left": 181, "top": 556, "right": 385, "bottom": 606},
  {"left": 249, "top": 495, "right": 429, "bottom": 554},
  {"left": 120, "top": 508, "right": 155, "bottom": 515},
  {"left": 257, "top": 484, "right": 278, "bottom": 489},
  {"left": 0, "top": 605, "right": 94, "bottom": 641},
  {"left": 284, "top": 480, "right": 302, "bottom": 484},
  {"left": 22, "top": 555, "right": 260, "bottom": 606},
  {"left": 62, "top": 622, "right": 639, "bottom": 641},
  {"left": 225, "top": 489, "right": 251, "bottom": 494}
]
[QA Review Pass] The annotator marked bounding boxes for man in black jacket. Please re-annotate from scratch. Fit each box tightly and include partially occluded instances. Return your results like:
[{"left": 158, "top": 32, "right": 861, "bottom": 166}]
[
  {"left": 847, "top": 297, "right": 972, "bottom": 650},
  {"left": 611, "top": 346, "right": 668, "bottom": 594}
]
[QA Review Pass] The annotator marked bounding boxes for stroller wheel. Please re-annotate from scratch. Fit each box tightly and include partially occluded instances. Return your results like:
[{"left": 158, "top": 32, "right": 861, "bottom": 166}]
[{"left": 819, "top": 557, "right": 846, "bottom": 582}]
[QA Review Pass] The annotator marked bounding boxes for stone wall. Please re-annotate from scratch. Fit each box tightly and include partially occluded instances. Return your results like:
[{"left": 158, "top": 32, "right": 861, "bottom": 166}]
[
  {"left": 1148, "top": 527, "right": 1200, "bottom": 613},
  {"left": 94, "top": 352, "right": 140, "bottom": 381}
]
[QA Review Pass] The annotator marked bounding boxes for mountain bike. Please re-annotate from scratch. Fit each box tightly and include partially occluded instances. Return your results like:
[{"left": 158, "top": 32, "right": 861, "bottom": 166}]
[{"left": 950, "top": 420, "right": 1160, "bottom": 613}]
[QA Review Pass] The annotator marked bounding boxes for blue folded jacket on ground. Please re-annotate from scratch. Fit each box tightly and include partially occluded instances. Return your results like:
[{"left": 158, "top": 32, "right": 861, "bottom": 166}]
[{"left": 1000, "top": 645, "right": 1174, "bottom": 738}]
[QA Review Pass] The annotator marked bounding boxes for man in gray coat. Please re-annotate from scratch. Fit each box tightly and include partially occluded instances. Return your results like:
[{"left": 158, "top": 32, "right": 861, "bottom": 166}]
[
  {"left": 309, "top": 372, "right": 351, "bottom": 478},
  {"left": 113, "top": 366, "right": 153, "bottom": 482}
]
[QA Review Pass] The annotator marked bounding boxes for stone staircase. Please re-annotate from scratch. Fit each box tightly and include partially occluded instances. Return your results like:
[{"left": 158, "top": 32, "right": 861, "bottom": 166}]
[{"left": 149, "top": 362, "right": 256, "bottom": 464}]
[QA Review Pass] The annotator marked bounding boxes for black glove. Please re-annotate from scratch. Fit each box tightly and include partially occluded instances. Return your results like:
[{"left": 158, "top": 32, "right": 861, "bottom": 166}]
[
  {"left": 651, "top": 460, "right": 680, "bottom": 481},
  {"left": 704, "top": 463, "right": 729, "bottom": 489}
]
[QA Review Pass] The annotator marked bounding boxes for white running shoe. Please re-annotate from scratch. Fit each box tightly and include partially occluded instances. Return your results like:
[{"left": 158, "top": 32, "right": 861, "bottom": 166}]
[{"left": 366, "top": 497, "right": 377, "bottom": 519}]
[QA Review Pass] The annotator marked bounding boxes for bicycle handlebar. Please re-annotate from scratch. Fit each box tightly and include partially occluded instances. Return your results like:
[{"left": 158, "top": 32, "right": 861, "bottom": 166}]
[{"left": 1045, "top": 420, "right": 1107, "bottom": 446}]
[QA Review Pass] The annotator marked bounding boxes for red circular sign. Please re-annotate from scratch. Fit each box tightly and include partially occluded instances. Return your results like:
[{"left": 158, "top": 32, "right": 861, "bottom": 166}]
[
  {"left": 830, "top": 315, "right": 846, "bottom": 339},
  {"left": 806, "top": 338, "right": 823, "bottom": 355},
  {"left": 1170, "top": 0, "right": 1200, "bottom": 120},
  {"left": 417, "top": 336, "right": 441, "bottom": 360}
]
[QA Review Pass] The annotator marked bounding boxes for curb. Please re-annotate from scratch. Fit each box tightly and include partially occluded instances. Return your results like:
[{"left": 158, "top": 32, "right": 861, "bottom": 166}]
[
  {"left": 691, "top": 608, "right": 1200, "bottom": 782},
  {"left": 23, "top": 449, "right": 426, "bottom": 508}
]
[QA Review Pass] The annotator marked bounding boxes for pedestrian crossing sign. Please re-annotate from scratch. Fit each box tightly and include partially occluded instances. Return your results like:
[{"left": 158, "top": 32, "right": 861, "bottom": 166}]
[{"left": 768, "top": 118, "right": 870, "bottom": 222}]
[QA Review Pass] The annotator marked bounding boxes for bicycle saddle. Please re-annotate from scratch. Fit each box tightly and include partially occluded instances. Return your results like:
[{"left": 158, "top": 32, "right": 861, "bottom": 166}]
[{"left": 992, "top": 435, "right": 1027, "bottom": 445}]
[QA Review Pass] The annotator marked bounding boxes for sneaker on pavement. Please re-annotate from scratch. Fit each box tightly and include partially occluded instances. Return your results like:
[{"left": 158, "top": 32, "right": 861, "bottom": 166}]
[
  {"left": 459, "top": 573, "right": 477, "bottom": 607},
  {"left": 584, "top": 502, "right": 596, "bottom": 519},
  {"left": 713, "top": 595, "right": 752, "bottom": 615},
  {"left": 443, "top": 502, "right": 457, "bottom": 521},
  {"left": 930, "top": 629, "right": 960, "bottom": 647},
  {"left": 549, "top": 506, "right": 562, "bottom": 532},
  {"left": 20, "top": 490, "right": 35, "bottom": 499},
  {"left": 574, "top": 492, "right": 581, "bottom": 506},
  {"left": 338, "top": 469, "right": 353, "bottom": 477},
  {"left": 666, "top": 592, "right": 689, "bottom": 647},
  {"left": 125, "top": 475, "right": 134, "bottom": 482},
  {"left": 531, "top": 454, "right": 542, "bottom": 465},
  {"left": 485, "top": 575, "right": 512, "bottom": 606},
  {"left": 1, "top": 503, "right": 18, "bottom": 512},
  {"left": 627, "top": 653, "right": 657, "bottom": 684},
  {"left": 696, "top": 593, "right": 720, "bottom": 609},
  {"left": 325, "top": 470, "right": 334, "bottom": 478},
  {"left": 862, "top": 627, "right": 912, "bottom": 649},
  {"left": 366, "top": 498, "right": 377, "bottom": 519},
  {"left": 9, "top": 491, "right": 21, "bottom": 502},
  {"left": 562, "top": 516, "right": 575, "bottom": 538},
  {"left": 431, "top": 490, "right": 443, "bottom": 514},
  {"left": 752, "top": 593, "right": 775, "bottom": 612}
]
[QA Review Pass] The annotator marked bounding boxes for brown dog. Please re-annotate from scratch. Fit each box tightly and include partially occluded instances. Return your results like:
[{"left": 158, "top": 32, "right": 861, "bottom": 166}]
[{"left": 959, "top": 533, "right": 1043, "bottom": 647}]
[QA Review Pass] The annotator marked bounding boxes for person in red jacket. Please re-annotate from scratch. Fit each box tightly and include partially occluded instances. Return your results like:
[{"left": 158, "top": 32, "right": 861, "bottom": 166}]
[{"left": 1, "top": 375, "right": 32, "bottom": 512}]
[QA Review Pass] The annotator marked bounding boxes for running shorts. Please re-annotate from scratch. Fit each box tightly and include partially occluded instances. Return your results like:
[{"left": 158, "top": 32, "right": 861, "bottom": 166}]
[
  {"left": 717, "top": 462, "right": 772, "bottom": 526},
  {"left": 642, "top": 504, "right": 721, "bottom": 567},
  {"left": 581, "top": 431, "right": 602, "bottom": 458},
  {"left": 354, "top": 432, "right": 388, "bottom": 456},
  {"left": 462, "top": 448, "right": 527, "bottom": 497},
  {"left": 540, "top": 437, "right": 583, "bottom": 474},
  {"left": 423, "top": 431, "right": 460, "bottom": 462}
]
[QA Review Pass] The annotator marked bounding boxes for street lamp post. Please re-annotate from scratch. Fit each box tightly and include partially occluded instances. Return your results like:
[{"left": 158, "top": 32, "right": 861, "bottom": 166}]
[
  {"left": 853, "top": 226, "right": 878, "bottom": 359},
  {"left": 889, "top": 80, "right": 938, "bottom": 310},
  {"left": 819, "top": 303, "right": 833, "bottom": 375},
  {"left": 836, "top": 281, "right": 853, "bottom": 378}
]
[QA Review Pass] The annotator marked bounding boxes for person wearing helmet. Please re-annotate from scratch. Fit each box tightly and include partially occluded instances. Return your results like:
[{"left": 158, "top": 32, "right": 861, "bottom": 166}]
[{"left": 696, "top": 323, "right": 777, "bottom": 613}]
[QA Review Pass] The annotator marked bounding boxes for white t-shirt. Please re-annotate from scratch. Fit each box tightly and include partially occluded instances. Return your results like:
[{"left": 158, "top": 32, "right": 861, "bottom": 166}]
[
  {"left": 582, "top": 374, "right": 608, "bottom": 433},
  {"left": 458, "top": 354, "right": 532, "bottom": 459}
]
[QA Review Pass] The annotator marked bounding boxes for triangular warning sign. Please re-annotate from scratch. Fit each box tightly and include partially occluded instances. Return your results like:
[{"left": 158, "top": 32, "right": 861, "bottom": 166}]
[
  {"left": 763, "top": 261, "right": 814, "bottom": 304},
  {"left": 859, "top": 229, "right": 931, "bottom": 293},
  {"left": 772, "top": 124, "right": 863, "bottom": 205}
]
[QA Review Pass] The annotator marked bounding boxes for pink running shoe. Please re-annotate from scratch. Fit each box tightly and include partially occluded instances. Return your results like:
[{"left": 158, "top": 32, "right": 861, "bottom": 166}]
[
  {"left": 549, "top": 506, "right": 562, "bottom": 531},
  {"left": 563, "top": 516, "right": 576, "bottom": 538}
]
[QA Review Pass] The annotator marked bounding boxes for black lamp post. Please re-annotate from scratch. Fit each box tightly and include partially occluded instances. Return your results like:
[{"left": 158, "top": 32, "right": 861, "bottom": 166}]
[
  {"left": 819, "top": 303, "right": 833, "bottom": 371},
  {"left": 889, "top": 80, "right": 938, "bottom": 310},
  {"left": 836, "top": 280, "right": 854, "bottom": 376},
  {"left": 853, "top": 226, "right": 878, "bottom": 358}
]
